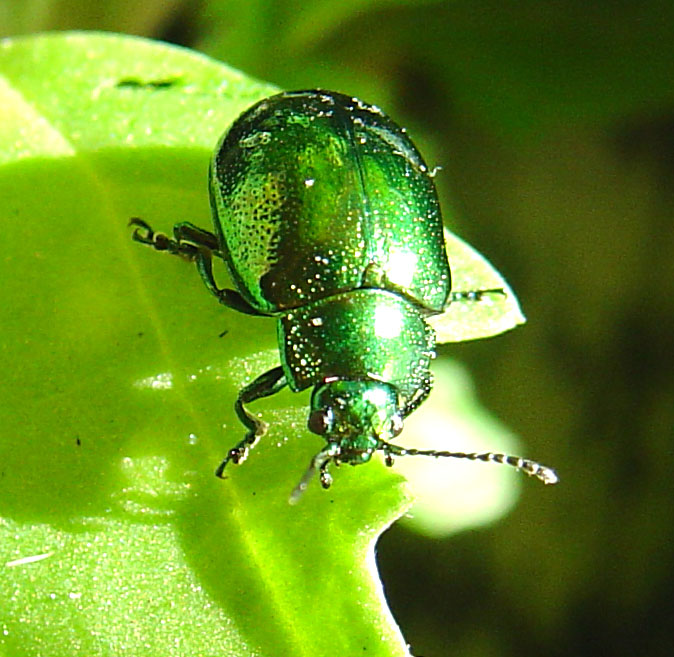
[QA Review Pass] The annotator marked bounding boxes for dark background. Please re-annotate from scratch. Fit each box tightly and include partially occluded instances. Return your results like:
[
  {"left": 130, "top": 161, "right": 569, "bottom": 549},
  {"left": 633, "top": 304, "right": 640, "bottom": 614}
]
[{"left": 4, "top": 3, "right": 673, "bottom": 655}]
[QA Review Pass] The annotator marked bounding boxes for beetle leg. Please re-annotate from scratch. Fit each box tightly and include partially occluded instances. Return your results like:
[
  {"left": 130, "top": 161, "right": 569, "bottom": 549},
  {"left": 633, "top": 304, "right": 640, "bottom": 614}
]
[
  {"left": 172, "top": 221, "right": 220, "bottom": 252},
  {"left": 129, "top": 218, "right": 214, "bottom": 260},
  {"left": 288, "top": 444, "right": 340, "bottom": 504},
  {"left": 172, "top": 222, "right": 264, "bottom": 315},
  {"left": 450, "top": 288, "right": 506, "bottom": 303},
  {"left": 193, "top": 248, "right": 264, "bottom": 316},
  {"left": 318, "top": 460, "right": 333, "bottom": 489},
  {"left": 400, "top": 371, "right": 433, "bottom": 419},
  {"left": 379, "top": 372, "right": 432, "bottom": 465},
  {"left": 215, "top": 366, "right": 287, "bottom": 478},
  {"left": 130, "top": 217, "right": 264, "bottom": 316}
]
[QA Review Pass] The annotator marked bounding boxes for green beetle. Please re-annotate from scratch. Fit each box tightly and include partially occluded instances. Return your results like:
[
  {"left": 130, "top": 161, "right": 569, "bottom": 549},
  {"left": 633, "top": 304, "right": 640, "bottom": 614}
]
[{"left": 131, "top": 89, "right": 556, "bottom": 499}]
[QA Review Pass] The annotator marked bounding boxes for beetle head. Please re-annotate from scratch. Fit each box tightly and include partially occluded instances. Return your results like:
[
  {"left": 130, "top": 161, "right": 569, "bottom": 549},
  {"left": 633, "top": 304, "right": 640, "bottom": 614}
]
[
  {"left": 308, "top": 379, "right": 403, "bottom": 463},
  {"left": 289, "top": 379, "right": 403, "bottom": 503}
]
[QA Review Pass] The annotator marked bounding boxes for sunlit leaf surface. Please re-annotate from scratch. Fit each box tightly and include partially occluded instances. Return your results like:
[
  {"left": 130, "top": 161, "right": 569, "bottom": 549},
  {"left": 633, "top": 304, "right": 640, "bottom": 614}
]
[{"left": 0, "top": 32, "right": 413, "bottom": 657}]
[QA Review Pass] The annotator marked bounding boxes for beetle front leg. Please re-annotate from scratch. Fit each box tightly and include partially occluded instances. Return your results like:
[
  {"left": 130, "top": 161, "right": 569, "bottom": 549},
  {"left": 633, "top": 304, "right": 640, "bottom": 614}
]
[
  {"left": 215, "top": 366, "right": 287, "bottom": 478},
  {"left": 400, "top": 371, "right": 433, "bottom": 420},
  {"left": 380, "top": 372, "right": 433, "bottom": 468}
]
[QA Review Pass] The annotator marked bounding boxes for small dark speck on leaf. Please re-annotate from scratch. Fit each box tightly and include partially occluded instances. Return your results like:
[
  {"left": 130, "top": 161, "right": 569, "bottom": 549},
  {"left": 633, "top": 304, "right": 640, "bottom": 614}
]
[
  {"left": 76, "top": 437, "right": 81, "bottom": 446},
  {"left": 218, "top": 329, "right": 229, "bottom": 338},
  {"left": 137, "top": 332, "right": 144, "bottom": 338}
]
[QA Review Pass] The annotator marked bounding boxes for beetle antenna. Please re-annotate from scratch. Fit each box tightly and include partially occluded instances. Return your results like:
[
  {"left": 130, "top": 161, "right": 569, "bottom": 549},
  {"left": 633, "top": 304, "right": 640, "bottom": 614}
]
[{"left": 382, "top": 443, "right": 558, "bottom": 485}]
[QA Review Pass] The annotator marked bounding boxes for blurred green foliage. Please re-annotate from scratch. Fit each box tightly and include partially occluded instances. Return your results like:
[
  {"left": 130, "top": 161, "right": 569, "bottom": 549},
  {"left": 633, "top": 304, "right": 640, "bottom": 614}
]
[{"left": 2, "top": 3, "right": 673, "bottom": 657}]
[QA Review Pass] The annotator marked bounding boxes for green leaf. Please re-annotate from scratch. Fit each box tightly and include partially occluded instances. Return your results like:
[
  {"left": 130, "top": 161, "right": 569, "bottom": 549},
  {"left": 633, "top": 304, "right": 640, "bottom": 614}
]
[{"left": 0, "top": 32, "right": 414, "bottom": 657}]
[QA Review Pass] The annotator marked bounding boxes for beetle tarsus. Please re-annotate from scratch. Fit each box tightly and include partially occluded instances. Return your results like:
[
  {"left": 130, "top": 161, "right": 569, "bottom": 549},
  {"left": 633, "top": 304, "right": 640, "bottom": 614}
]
[
  {"left": 129, "top": 217, "right": 201, "bottom": 259},
  {"left": 128, "top": 217, "right": 157, "bottom": 244},
  {"left": 319, "top": 463, "right": 333, "bottom": 489},
  {"left": 450, "top": 288, "right": 506, "bottom": 303},
  {"left": 214, "top": 445, "right": 249, "bottom": 478},
  {"left": 230, "top": 446, "right": 249, "bottom": 464}
]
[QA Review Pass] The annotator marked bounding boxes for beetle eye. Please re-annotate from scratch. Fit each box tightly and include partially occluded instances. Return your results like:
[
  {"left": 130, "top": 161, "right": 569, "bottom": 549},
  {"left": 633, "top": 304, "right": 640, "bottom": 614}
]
[
  {"left": 390, "top": 415, "right": 403, "bottom": 437},
  {"left": 308, "top": 410, "right": 330, "bottom": 435}
]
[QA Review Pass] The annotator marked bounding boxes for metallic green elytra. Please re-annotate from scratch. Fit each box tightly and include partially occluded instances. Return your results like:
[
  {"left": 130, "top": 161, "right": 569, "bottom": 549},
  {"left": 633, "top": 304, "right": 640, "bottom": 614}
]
[{"left": 130, "top": 89, "right": 558, "bottom": 500}]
